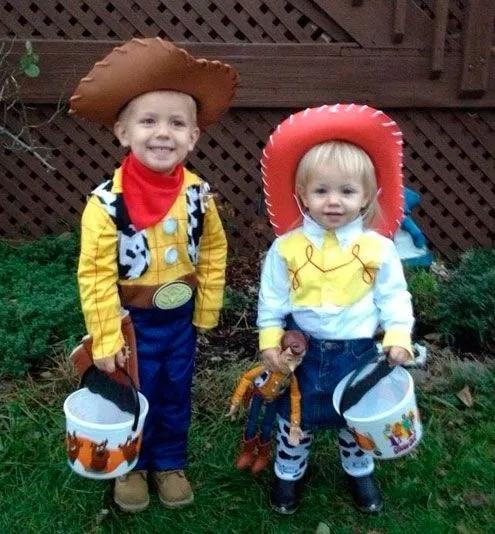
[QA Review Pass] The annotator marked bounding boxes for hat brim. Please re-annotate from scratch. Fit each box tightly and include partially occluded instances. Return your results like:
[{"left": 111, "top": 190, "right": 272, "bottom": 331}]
[
  {"left": 261, "top": 104, "right": 404, "bottom": 238},
  {"left": 69, "top": 38, "right": 239, "bottom": 129}
]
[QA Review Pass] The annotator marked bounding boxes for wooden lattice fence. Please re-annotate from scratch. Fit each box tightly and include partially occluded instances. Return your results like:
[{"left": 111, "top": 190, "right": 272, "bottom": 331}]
[{"left": 1, "top": 1, "right": 494, "bottom": 261}]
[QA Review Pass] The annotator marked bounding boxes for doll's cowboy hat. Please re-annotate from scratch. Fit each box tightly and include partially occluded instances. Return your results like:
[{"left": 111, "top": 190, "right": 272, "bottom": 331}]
[
  {"left": 69, "top": 37, "right": 239, "bottom": 128},
  {"left": 261, "top": 103, "right": 405, "bottom": 237}
]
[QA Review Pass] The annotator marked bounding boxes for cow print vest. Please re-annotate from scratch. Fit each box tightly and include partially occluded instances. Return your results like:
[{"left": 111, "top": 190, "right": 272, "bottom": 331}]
[{"left": 91, "top": 179, "right": 207, "bottom": 280}]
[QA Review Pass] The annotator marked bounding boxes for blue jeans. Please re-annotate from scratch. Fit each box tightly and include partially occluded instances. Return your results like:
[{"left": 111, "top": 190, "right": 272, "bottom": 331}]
[
  {"left": 129, "top": 299, "right": 197, "bottom": 471},
  {"left": 245, "top": 393, "right": 278, "bottom": 444},
  {"left": 278, "top": 319, "right": 378, "bottom": 431}
]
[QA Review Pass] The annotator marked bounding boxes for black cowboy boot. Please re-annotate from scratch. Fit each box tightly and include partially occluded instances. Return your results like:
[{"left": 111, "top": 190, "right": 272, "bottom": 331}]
[
  {"left": 270, "top": 476, "right": 304, "bottom": 515},
  {"left": 346, "top": 473, "right": 383, "bottom": 514}
]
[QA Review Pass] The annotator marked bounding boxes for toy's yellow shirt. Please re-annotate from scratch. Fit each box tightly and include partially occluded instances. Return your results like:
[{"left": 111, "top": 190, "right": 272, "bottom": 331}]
[{"left": 278, "top": 231, "right": 385, "bottom": 308}]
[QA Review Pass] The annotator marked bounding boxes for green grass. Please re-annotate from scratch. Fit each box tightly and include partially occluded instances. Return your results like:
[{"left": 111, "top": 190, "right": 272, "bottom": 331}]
[{"left": 1, "top": 357, "right": 494, "bottom": 534}]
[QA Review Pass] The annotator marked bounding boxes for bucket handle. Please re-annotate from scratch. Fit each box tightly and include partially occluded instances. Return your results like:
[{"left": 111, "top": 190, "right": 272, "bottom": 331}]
[
  {"left": 81, "top": 365, "right": 141, "bottom": 432},
  {"left": 339, "top": 358, "right": 394, "bottom": 415}
]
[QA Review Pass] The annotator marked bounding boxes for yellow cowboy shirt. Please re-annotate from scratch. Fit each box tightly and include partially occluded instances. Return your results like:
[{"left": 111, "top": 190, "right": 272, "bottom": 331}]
[
  {"left": 78, "top": 167, "right": 227, "bottom": 359},
  {"left": 258, "top": 216, "right": 413, "bottom": 355}
]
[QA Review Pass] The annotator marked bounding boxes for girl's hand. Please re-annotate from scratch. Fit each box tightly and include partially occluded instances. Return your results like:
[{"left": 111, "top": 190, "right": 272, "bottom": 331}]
[
  {"left": 261, "top": 347, "right": 282, "bottom": 372},
  {"left": 386, "top": 346, "right": 411, "bottom": 366},
  {"left": 93, "top": 350, "right": 125, "bottom": 374}
]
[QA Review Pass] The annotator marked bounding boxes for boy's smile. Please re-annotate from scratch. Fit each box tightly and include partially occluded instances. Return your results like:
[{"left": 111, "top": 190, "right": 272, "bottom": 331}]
[
  {"left": 299, "top": 164, "right": 368, "bottom": 230},
  {"left": 114, "top": 91, "right": 200, "bottom": 174}
]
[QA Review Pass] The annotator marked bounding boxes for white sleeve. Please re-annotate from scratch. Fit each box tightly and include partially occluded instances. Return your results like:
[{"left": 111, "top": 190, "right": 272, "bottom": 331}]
[
  {"left": 256, "top": 239, "right": 291, "bottom": 330},
  {"left": 374, "top": 239, "right": 415, "bottom": 333}
]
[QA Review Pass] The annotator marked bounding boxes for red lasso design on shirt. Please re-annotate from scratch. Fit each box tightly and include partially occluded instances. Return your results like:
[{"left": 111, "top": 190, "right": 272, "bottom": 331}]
[{"left": 288, "top": 244, "right": 375, "bottom": 290}]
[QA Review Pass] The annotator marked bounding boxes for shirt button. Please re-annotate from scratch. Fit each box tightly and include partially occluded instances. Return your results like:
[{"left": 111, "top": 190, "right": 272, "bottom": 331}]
[
  {"left": 163, "top": 218, "right": 177, "bottom": 234},
  {"left": 164, "top": 246, "right": 178, "bottom": 264}
]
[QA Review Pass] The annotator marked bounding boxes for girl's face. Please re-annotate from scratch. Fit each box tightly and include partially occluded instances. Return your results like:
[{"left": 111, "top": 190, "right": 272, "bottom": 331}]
[{"left": 298, "top": 163, "right": 369, "bottom": 230}]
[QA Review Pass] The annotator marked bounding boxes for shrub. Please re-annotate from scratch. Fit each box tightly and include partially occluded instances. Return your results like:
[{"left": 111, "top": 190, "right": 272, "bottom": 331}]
[
  {"left": 223, "top": 286, "right": 257, "bottom": 314},
  {"left": 436, "top": 248, "right": 495, "bottom": 351},
  {"left": 405, "top": 267, "right": 441, "bottom": 334},
  {"left": 0, "top": 234, "right": 84, "bottom": 376}
]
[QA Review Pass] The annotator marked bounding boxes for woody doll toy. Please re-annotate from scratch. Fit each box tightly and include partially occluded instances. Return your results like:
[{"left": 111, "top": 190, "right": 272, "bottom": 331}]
[
  {"left": 69, "top": 37, "right": 239, "bottom": 513},
  {"left": 227, "top": 330, "right": 308, "bottom": 474}
]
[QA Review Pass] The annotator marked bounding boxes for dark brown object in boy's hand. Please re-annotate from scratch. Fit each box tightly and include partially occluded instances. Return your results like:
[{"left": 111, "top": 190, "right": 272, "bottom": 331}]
[
  {"left": 70, "top": 310, "right": 140, "bottom": 389},
  {"left": 281, "top": 330, "right": 308, "bottom": 356}
]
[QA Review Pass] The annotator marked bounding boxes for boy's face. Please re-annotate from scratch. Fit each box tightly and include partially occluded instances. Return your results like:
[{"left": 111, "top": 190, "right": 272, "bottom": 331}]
[
  {"left": 114, "top": 90, "right": 200, "bottom": 173},
  {"left": 299, "top": 163, "right": 368, "bottom": 230}
]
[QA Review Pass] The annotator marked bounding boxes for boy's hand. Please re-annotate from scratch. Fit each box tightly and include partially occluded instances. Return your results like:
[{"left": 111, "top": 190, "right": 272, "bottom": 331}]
[
  {"left": 386, "top": 346, "right": 411, "bottom": 366},
  {"left": 261, "top": 347, "right": 282, "bottom": 372},
  {"left": 93, "top": 350, "right": 126, "bottom": 374}
]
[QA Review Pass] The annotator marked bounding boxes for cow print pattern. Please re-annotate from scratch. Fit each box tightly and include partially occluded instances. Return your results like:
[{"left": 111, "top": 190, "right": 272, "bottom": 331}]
[
  {"left": 273, "top": 420, "right": 375, "bottom": 481},
  {"left": 118, "top": 227, "right": 151, "bottom": 279},
  {"left": 92, "top": 181, "right": 150, "bottom": 280},
  {"left": 274, "top": 417, "right": 313, "bottom": 481},
  {"left": 338, "top": 428, "right": 374, "bottom": 478},
  {"left": 186, "top": 184, "right": 207, "bottom": 265}
]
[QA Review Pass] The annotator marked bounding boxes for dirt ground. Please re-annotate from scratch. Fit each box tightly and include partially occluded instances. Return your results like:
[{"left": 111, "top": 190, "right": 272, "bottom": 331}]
[{"left": 196, "top": 255, "right": 260, "bottom": 369}]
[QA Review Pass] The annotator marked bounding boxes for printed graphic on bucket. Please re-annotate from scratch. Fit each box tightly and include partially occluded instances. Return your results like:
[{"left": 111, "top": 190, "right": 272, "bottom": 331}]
[
  {"left": 382, "top": 409, "right": 420, "bottom": 456},
  {"left": 64, "top": 387, "right": 149, "bottom": 479},
  {"left": 349, "top": 407, "right": 421, "bottom": 458},
  {"left": 66, "top": 431, "right": 143, "bottom": 478}
]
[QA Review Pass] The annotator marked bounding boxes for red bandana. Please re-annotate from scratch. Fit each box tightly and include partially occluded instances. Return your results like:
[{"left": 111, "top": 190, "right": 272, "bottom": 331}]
[{"left": 121, "top": 153, "right": 184, "bottom": 231}]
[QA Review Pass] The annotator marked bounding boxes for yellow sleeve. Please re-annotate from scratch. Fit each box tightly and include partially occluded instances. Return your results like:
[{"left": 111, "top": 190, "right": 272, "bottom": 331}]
[
  {"left": 382, "top": 327, "right": 413, "bottom": 357},
  {"left": 78, "top": 196, "right": 123, "bottom": 360},
  {"left": 230, "top": 365, "right": 265, "bottom": 405},
  {"left": 259, "top": 327, "right": 285, "bottom": 351},
  {"left": 193, "top": 197, "right": 227, "bottom": 329},
  {"left": 289, "top": 375, "right": 302, "bottom": 426}
]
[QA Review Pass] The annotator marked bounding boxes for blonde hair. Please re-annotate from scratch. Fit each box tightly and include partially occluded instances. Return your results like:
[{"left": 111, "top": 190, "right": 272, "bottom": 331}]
[{"left": 295, "top": 140, "right": 382, "bottom": 228}]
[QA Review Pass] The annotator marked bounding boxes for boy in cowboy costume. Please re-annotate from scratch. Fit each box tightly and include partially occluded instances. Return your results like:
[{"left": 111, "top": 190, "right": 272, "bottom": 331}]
[{"left": 70, "top": 37, "right": 239, "bottom": 513}]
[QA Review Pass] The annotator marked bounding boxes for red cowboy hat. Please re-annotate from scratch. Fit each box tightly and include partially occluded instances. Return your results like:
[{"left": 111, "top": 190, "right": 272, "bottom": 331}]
[
  {"left": 69, "top": 37, "right": 239, "bottom": 129},
  {"left": 261, "top": 104, "right": 404, "bottom": 237}
]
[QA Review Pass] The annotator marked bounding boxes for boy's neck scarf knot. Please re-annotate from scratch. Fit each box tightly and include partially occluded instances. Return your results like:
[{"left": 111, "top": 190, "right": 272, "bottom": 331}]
[{"left": 121, "top": 152, "right": 184, "bottom": 230}]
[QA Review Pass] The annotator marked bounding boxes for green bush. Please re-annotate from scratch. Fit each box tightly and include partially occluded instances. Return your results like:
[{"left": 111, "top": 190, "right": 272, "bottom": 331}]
[
  {"left": 0, "top": 234, "right": 84, "bottom": 376},
  {"left": 436, "top": 248, "right": 495, "bottom": 351},
  {"left": 405, "top": 267, "right": 441, "bottom": 334},
  {"left": 222, "top": 286, "right": 257, "bottom": 315}
]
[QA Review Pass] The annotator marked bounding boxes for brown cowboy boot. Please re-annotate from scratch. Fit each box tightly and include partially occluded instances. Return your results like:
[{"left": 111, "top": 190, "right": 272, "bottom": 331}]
[
  {"left": 152, "top": 470, "right": 194, "bottom": 509},
  {"left": 114, "top": 470, "right": 149, "bottom": 513},
  {"left": 251, "top": 439, "right": 272, "bottom": 474},
  {"left": 236, "top": 432, "right": 259, "bottom": 470}
]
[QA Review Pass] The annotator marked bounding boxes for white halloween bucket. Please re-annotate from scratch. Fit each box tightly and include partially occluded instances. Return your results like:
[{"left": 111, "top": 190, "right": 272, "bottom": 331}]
[
  {"left": 64, "top": 386, "right": 148, "bottom": 479},
  {"left": 333, "top": 360, "right": 422, "bottom": 459}
]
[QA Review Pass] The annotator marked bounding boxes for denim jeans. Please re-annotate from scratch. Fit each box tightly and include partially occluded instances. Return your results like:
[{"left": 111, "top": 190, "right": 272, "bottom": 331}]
[
  {"left": 278, "top": 319, "right": 378, "bottom": 431},
  {"left": 245, "top": 393, "right": 278, "bottom": 444},
  {"left": 128, "top": 299, "right": 197, "bottom": 471}
]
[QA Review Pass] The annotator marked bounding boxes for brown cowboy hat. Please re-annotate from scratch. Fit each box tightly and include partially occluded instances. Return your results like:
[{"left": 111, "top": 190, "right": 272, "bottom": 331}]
[{"left": 69, "top": 37, "right": 239, "bottom": 128}]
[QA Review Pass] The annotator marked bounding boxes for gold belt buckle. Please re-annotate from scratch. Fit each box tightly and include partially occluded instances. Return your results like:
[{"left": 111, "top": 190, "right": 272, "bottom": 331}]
[{"left": 152, "top": 281, "right": 193, "bottom": 310}]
